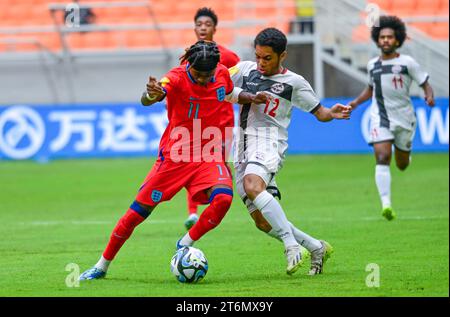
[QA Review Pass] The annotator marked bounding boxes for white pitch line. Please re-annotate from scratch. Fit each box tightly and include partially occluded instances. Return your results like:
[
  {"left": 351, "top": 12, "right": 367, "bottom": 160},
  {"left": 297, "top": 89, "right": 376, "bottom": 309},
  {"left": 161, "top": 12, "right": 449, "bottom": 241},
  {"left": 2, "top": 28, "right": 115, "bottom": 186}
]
[
  {"left": 15, "top": 215, "right": 448, "bottom": 227},
  {"left": 16, "top": 219, "right": 177, "bottom": 226}
]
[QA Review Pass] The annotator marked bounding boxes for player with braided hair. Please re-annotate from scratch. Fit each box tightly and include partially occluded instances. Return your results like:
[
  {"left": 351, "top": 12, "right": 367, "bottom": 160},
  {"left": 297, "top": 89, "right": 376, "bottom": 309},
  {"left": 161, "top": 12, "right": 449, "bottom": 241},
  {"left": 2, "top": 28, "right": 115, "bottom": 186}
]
[
  {"left": 79, "top": 40, "right": 269, "bottom": 281},
  {"left": 183, "top": 8, "right": 240, "bottom": 230}
]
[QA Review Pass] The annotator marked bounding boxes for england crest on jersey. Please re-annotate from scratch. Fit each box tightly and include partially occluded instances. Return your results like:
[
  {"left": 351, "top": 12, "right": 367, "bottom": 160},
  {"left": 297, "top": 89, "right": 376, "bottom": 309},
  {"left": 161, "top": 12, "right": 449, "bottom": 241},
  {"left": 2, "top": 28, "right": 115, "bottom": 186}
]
[
  {"left": 216, "top": 86, "right": 226, "bottom": 102},
  {"left": 151, "top": 190, "right": 163, "bottom": 203}
]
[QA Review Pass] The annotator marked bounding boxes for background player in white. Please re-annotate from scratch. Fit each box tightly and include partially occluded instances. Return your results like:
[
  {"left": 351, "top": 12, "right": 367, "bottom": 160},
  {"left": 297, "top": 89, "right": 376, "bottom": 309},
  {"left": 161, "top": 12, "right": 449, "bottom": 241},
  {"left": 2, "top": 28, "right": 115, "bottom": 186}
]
[
  {"left": 230, "top": 28, "right": 352, "bottom": 275},
  {"left": 348, "top": 16, "right": 435, "bottom": 221}
]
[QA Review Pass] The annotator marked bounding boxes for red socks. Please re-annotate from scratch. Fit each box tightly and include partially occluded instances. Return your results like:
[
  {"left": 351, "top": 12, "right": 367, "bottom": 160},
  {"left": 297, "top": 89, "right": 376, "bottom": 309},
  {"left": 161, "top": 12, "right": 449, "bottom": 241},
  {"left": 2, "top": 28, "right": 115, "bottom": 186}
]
[
  {"left": 103, "top": 209, "right": 145, "bottom": 261},
  {"left": 188, "top": 193, "right": 233, "bottom": 241},
  {"left": 187, "top": 192, "right": 200, "bottom": 215}
]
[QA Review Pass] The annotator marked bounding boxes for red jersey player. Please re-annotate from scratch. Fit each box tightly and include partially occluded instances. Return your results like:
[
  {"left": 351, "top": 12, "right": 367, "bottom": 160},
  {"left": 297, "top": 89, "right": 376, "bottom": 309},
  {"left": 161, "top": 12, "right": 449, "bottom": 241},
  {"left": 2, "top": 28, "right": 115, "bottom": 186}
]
[
  {"left": 79, "top": 41, "right": 268, "bottom": 281},
  {"left": 184, "top": 7, "right": 241, "bottom": 230}
]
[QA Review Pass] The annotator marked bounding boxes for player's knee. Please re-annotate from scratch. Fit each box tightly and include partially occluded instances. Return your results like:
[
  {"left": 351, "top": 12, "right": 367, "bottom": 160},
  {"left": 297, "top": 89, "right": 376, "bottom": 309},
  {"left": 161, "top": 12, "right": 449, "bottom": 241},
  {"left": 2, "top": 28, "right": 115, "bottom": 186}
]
[
  {"left": 376, "top": 153, "right": 391, "bottom": 165},
  {"left": 208, "top": 191, "right": 233, "bottom": 224},
  {"left": 212, "top": 193, "right": 233, "bottom": 210},
  {"left": 396, "top": 160, "right": 409, "bottom": 171},
  {"left": 244, "top": 177, "right": 265, "bottom": 201}
]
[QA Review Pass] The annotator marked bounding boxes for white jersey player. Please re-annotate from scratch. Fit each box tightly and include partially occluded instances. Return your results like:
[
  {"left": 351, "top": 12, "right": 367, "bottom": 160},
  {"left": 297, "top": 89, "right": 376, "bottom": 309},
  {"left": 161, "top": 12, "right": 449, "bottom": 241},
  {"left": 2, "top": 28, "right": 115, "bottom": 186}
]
[
  {"left": 230, "top": 28, "right": 352, "bottom": 276},
  {"left": 349, "top": 16, "right": 435, "bottom": 221}
]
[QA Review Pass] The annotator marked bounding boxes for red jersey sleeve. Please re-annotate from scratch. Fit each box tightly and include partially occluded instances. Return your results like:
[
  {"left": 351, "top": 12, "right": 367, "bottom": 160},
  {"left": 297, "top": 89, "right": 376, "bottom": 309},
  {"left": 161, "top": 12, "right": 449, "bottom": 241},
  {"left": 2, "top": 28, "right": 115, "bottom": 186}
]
[
  {"left": 217, "top": 64, "right": 234, "bottom": 95},
  {"left": 218, "top": 44, "right": 240, "bottom": 68},
  {"left": 159, "top": 68, "right": 181, "bottom": 95}
]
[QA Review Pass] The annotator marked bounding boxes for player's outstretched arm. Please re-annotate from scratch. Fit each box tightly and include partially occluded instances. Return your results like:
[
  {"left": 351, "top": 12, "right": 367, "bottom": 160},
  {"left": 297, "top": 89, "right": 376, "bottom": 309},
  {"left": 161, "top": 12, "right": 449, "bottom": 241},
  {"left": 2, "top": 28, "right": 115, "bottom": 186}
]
[
  {"left": 141, "top": 76, "right": 167, "bottom": 106},
  {"left": 240, "top": 91, "right": 271, "bottom": 105},
  {"left": 225, "top": 87, "right": 270, "bottom": 105},
  {"left": 313, "top": 104, "right": 352, "bottom": 122},
  {"left": 421, "top": 80, "right": 435, "bottom": 107},
  {"left": 347, "top": 85, "right": 373, "bottom": 110}
]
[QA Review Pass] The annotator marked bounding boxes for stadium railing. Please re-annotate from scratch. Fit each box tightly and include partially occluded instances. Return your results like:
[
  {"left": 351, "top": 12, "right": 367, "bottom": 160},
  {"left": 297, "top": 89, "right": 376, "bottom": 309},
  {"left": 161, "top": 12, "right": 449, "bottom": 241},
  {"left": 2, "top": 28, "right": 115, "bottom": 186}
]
[{"left": 314, "top": 0, "right": 449, "bottom": 97}]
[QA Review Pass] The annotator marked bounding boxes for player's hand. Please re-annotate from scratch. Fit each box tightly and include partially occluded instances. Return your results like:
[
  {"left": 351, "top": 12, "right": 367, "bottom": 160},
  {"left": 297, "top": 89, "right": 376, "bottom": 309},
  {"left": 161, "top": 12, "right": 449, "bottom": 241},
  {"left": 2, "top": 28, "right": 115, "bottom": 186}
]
[
  {"left": 347, "top": 100, "right": 358, "bottom": 110},
  {"left": 252, "top": 92, "right": 271, "bottom": 104},
  {"left": 331, "top": 103, "right": 352, "bottom": 120},
  {"left": 146, "top": 76, "right": 165, "bottom": 101},
  {"left": 425, "top": 95, "right": 435, "bottom": 107}
]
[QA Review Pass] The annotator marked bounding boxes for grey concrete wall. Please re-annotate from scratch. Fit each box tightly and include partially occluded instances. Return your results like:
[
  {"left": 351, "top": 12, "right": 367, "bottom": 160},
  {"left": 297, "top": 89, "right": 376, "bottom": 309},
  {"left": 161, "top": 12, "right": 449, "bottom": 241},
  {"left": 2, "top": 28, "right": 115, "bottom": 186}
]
[
  {"left": 285, "top": 43, "right": 366, "bottom": 98},
  {"left": 0, "top": 43, "right": 366, "bottom": 106},
  {"left": 0, "top": 51, "right": 180, "bottom": 105}
]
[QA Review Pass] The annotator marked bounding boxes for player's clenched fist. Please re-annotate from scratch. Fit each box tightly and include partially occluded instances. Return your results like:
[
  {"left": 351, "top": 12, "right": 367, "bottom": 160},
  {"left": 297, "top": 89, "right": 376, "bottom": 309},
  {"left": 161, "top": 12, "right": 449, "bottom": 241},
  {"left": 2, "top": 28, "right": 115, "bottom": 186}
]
[
  {"left": 330, "top": 104, "right": 352, "bottom": 120},
  {"left": 146, "top": 77, "right": 165, "bottom": 100},
  {"left": 252, "top": 92, "right": 271, "bottom": 104},
  {"left": 141, "top": 76, "right": 166, "bottom": 106}
]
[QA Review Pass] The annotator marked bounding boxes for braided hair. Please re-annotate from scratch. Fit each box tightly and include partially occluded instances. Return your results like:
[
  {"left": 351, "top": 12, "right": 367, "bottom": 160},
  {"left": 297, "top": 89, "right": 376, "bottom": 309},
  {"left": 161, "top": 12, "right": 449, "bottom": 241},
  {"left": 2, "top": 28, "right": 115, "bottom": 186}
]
[{"left": 180, "top": 40, "right": 221, "bottom": 72}]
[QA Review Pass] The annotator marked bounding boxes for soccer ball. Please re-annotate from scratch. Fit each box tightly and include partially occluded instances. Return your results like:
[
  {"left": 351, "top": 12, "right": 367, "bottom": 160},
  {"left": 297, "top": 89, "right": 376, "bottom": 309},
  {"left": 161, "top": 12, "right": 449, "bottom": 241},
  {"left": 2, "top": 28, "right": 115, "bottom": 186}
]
[{"left": 170, "top": 246, "right": 208, "bottom": 283}]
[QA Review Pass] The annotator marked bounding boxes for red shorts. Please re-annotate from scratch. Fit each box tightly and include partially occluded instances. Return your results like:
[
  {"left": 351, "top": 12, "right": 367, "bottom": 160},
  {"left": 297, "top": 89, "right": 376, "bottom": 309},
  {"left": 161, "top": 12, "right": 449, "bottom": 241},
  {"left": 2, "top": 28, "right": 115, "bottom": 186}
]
[
  {"left": 136, "top": 158, "right": 233, "bottom": 206},
  {"left": 221, "top": 111, "right": 235, "bottom": 163}
]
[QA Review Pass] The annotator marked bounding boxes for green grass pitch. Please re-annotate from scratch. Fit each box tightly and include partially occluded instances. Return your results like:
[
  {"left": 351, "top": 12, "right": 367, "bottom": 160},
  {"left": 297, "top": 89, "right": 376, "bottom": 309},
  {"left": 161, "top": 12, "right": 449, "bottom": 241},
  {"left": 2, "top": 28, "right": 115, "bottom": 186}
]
[{"left": 0, "top": 153, "right": 448, "bottom": 297}]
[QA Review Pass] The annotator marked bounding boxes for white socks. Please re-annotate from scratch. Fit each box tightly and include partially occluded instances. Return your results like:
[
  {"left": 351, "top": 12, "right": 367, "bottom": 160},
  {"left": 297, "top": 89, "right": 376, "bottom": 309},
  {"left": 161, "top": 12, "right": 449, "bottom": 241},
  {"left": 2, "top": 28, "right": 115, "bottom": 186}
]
[
  {"left": 179, "top": 232, "right": 194, "bottom": 247},
  {"left": 253, "top": 191, "right": 298, "bottom": 248},
  {"left": 268, "top": 223, "right": 321, "bottom": 252},
  {"left": 375, "top": 164, "right": 391, "bottom": 209},
  {"left": 288, "top": 222, "right": 322, "bottom": 252},
  {"left": 95, "top": 256, "right": 111, "bottom": 272}
]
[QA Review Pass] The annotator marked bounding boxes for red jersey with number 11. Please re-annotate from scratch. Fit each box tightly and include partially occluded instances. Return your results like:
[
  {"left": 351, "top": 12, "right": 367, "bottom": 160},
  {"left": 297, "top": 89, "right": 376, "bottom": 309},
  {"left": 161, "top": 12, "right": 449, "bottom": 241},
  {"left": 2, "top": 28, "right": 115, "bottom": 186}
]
[{"left": 158, "top": 63, "right": 234, "bottom": 162}]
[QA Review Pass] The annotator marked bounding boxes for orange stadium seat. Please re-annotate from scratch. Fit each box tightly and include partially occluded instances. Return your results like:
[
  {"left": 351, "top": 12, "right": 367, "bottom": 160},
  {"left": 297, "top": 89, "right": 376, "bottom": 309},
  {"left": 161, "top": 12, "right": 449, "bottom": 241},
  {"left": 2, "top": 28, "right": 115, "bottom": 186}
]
[
  {"left": 410, "top": 22, "right": 432, "bottom": 34},
  {"left": 65, "top": 32, "right": 85, "bottom": 50},
  {"left": 125, "top": 30, "right": 165, "bottom": 49},
  {"left": 370, "top": 0, "right": 393, "bottom": 12},
  {"left": 82, "top": 31, "right": 117, "bottom": 50},
  {"left": 93, "top": 7, "right": 124, "bottom": 24},
  {"left": 438, "top": 0, "right": 449, "bottom": 13},
  {"left": 352, "top": 24, "right": 371, "bottom": 43},
  {"left": 390, "top": 0, "right": 417, "bottom": 16},
  {"left": 409, "top": 21, "right": 449, "bottom": 40},
  {"left": 214, "top": 28, "right": 235, "bottom": 47},
  {"left": 429, "top": 22, "right": 449, "bottom": 39},
  {"left": 416, "top": 0, "right": 440, "bottom": 15}
]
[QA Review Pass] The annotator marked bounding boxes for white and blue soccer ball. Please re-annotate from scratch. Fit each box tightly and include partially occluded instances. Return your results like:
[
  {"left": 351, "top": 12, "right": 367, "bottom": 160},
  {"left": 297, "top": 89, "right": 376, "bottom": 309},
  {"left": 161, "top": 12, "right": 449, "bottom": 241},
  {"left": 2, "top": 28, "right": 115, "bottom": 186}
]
[{"left": 170, "top": 246, "right": 208, "bottom": 283}]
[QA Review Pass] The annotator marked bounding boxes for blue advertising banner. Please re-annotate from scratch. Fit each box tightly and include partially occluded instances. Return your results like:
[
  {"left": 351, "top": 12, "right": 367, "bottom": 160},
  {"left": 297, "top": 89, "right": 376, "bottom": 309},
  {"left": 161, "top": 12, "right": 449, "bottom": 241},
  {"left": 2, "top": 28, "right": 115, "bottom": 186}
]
[
  {"left": 0, "top": 97, "right": 448, "bottom": 161},
  {"left": 289, "top": 97, "right": 449, "bottom": 154}
]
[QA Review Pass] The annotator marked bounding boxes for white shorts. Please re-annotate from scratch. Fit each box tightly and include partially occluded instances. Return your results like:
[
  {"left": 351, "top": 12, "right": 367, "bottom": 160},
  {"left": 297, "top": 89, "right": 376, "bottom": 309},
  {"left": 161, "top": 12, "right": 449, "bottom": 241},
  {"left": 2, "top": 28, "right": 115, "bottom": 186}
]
[
  {"left": 235, "top": 133, "right": 284, "bottom": 173},
  {"left": 235, "top": 162, "right": 281, "bottom": 213},
  {"left": 369, "top": 123, "right": 416, "bottom": 152}
]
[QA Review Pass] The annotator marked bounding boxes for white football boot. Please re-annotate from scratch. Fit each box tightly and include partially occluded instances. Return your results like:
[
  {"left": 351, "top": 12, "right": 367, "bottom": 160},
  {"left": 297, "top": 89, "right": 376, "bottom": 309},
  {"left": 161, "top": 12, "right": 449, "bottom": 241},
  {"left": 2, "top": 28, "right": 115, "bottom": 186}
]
[{"left": 285, "top": 244, "right": 304, "bottom": 275}]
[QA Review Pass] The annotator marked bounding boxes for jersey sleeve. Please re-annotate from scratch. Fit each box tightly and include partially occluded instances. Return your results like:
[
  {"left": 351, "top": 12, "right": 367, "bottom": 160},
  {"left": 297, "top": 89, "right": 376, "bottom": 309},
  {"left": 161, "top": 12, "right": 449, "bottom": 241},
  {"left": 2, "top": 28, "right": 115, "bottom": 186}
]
[
  {"left": 407, "top": 57, "right": 429, "bottom": 86},
  {"left": 229, "top": 61, "right": 253, "bottom": 89},
  {"left": 159, "top": 69, "right": 180, "bottom": 95},
  {"left": 219, "top": 45, "right": 240, "bottom": 68},
  {"left": 292, "top": 77, "right": 321, "bottom": 112},
  {"left": 223, "top": 67, "right": 235, "bottom": 95},
  {"left": 221, "top": 51, "right": 240, "bottom": 69}
]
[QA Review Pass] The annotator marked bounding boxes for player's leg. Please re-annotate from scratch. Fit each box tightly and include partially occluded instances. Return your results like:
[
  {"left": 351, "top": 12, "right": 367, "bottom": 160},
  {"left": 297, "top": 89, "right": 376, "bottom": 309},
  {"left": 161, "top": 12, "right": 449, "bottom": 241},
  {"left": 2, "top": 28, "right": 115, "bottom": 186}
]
[
  {"left": 184, "top": 192, "right": 200, "bottom": 230},
  {"left": 373, "top": 141, "right": 395, "bottom": 220},
  {"left": 79, "top": 201, "right": 154, "bottom": 281},
  {"left": 248, "top": 181, "right": 317, "bottom": 252},
  {"left": 250, "top": 204, "right": 333, "bottom": 275},
  {"left": 177, "top": 163, "right": 233, "bottom": 248},
  {"left": 393, "top": 126, "right": 415, "bottom": 171},
  {"left": 394, "top": 146, "right": 411, "bottom": 171},
  {"left": 80, "top": 160, "right": 189, "bottom": 280},
  {"left": 243, "top": 164, "right": 304, "bottom": 275}
]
